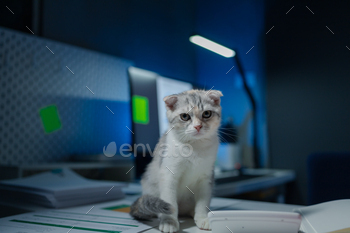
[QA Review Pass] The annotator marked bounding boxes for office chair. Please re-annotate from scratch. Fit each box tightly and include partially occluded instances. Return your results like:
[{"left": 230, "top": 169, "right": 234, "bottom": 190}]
[{"left": 307, "top": 152, "right": 350, "bottom": 205}]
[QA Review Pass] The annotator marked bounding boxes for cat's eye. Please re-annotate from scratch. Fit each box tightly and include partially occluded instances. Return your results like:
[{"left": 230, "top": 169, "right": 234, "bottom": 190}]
[
  {"left": 202, "top": 110, "right": 212, "bottom": 119},
  {"left": 180, "top": 113, "right": 191, "bottom": 121}
]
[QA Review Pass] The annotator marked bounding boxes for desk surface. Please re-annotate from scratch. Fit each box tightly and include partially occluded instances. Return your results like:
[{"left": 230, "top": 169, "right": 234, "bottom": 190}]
[
  {"left": 214, "top": 168, "right": 295, "bottom": 197},
  {"left": 0, "top": 168, "right": 299, "bottom": 233},
  {"left": 0, "top": 196, "right": 303, "bottom": 233},
  {"left": 127, "top": 196, "right": 303, "bottom": 233}
]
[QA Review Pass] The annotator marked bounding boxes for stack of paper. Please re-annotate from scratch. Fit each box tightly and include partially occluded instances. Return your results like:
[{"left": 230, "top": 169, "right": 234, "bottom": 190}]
[{"left": 0, "top": 168, "right": 125, "bottom": 208}]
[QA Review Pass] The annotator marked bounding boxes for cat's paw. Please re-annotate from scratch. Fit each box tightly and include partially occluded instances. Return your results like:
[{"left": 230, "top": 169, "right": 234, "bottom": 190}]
[
  {"left": 159, "top": 216, "right": 179, "bottom": 233},
  {"left": 195, "top": 217, "right": 211, "bottom": 231}
]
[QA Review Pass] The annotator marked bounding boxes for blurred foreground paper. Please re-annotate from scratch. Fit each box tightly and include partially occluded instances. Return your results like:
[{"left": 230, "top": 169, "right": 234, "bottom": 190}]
[
  {"left": 0, "top": 199, "right": 157, "bottom": 233},
  {"left": 294, "top": 199, "right": 350, "bottom": 233},
  {"left": 0, "top": 168, "right": 125, "bottom": 208}
]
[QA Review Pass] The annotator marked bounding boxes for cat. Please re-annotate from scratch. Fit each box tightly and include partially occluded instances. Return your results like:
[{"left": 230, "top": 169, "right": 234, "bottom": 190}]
[{"left": 130, "top": 89, "right": 223, "bottom": 233}]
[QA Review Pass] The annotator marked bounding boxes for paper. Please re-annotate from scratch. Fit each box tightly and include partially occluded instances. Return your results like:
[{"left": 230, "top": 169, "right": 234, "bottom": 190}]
[
  {"left": 329, "top": 228, "right": 350, "bottom": 233},
  {"left": 0, "top": 200, "right": 158, "bottom": 233},
  {"left": 0, "top": 168, "right": 125, "bottom": 208},
  {"left": 0, "top": 168, "right": 125, "bottom": 196},
  {"left": 294, "top": 199, "right": 350, "bottom": 233}
]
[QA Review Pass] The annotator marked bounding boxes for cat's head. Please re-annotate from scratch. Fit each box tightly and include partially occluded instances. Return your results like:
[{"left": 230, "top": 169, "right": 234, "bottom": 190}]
[{"left": 163, "top": 89, "right": 223, "bottom": 142}]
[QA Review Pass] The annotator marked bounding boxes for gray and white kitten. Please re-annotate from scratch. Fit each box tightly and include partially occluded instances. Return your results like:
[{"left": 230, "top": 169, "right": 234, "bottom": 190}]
[{"left": 130, "top": 89, "right": 223, "bottom": 233}]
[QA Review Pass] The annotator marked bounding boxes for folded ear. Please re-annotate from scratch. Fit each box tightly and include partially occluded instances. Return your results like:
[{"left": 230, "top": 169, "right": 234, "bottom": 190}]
[
  {"left": 163, "top": 95, "right": 178, "bottom": 111},
  {"left": 208, "top": 90, "right": 223, "bottom": 105}
]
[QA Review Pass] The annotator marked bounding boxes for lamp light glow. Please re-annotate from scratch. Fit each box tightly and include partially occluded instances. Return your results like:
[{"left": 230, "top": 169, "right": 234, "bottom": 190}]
[{"left": 189, "top": 35, "right": 236, "bottom": 58}]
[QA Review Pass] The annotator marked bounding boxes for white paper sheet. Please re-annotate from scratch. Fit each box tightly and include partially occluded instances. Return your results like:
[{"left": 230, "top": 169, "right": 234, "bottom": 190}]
[
  {"left": 293, "top": 199, "right": 350, "bottom": 233},
  {"left": 0, "top": 200, "right": 158, "bottom": 233},
  {"left": 0, "top": 168, "right": 125, "bottom": 196}
]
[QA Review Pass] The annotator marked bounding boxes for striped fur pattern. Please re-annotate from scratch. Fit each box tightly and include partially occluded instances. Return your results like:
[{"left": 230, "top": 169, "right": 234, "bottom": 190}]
[
  {"left": 130, "top": 195, "right": 173, "bottom": 220},
  {"left": 130, "top": 89, "right": 223, "bottom": 233}
]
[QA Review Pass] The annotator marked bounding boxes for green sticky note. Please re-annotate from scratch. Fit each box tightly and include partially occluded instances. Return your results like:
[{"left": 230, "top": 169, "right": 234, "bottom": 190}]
[
  {"left": 132, "top": 95, "right": 149, "bottom": 124},
  {"left": 39, "top": 105, "right": 62, "bottom": 133}
]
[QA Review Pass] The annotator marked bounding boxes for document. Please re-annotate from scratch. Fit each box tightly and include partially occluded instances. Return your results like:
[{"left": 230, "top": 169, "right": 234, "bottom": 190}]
[
  {"left": 294, "top": 199, "right": 350, "bottom": 233},
  {"left": 0, "top": 168, "right": 125, "bottom": 208},
  {"left": 0, "top": 200, "right": 158, "bottom": 233}
]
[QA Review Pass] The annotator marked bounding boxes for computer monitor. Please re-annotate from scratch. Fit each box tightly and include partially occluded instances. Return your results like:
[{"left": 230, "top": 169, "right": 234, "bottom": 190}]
[
  {"left": 128, "top": 67, "right": 193, "bottom": 150},
  {"left": 156, "top": 76, "right": 193, "bottom": 136},
  {"left": 128, "top": 67, "right": 193, "bottom": 176}
]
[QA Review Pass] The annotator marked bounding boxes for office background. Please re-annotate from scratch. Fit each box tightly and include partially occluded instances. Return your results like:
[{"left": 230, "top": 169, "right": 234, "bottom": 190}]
[{"left": 1, "top": 0, "right": 350, "bottom": 205}]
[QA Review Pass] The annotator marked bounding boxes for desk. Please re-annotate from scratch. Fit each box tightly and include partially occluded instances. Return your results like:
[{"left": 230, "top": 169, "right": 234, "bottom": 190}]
[
  {"left": 0, "top": 168, "right": 298, "bottom": 232},
  {"left": 214, "top": 168, "right": 295, "bottom": 203},
  {"left": 0, "top": 168, "right": 296, "bottom": 217},
  {"left": 132, "top": 196, "right": 303, "bottom": 233},
  {"left": 0, "top": 195, "right": 303, "bottom": 233}
]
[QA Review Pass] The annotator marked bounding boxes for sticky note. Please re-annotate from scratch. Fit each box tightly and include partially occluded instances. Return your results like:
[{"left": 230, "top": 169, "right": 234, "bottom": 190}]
[
  {"left": 132, "top": 95, "right": 149, "bottom": 124},
  {"left": 39, "top": 105, "right": 62, "bottom": 133}
]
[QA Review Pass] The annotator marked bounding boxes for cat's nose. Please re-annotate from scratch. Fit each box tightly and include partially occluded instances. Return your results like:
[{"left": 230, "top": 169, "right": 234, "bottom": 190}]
[{"left": 194, "top": 125, "right": 202, "bottom": 132}]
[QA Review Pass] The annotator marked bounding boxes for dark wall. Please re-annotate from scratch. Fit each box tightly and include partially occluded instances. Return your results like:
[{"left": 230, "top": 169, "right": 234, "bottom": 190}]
[
  {"left": 266, "top": 1, "right": 350, "bottom": 204},
  {"left": 195, "top": 0, "right": 267, "bottom": 166},
  {"left": 0, "top": 0, "right": 34, "bottom": 33},
  {"left": 41, "top": 0, "right": 197, "bottom": 83}
]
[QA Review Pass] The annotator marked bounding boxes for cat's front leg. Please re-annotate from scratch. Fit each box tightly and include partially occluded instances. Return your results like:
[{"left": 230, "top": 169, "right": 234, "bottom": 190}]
[
  {"left": 193, "top": 178, "right": 212, "bottom": 231},
  {"left": 158, "top": 168, "right": 180, "bottom": 233},
  {"left": 158, "top": 213, "right": 179, "bottom": 233}
]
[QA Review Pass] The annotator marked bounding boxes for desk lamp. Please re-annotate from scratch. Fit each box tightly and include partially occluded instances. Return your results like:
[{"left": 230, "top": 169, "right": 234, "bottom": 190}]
[{"left": 190, "top": 35, "right": 259, "bottom": 168}]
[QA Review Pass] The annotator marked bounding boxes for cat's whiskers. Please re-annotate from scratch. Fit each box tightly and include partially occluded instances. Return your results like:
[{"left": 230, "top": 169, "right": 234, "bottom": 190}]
[
  {"left": 218, "top": 128, "right": 237, "bottom": 133},
  {"left": 179, "top": 133, "right": 188, "bottom": 143},
  {"left": 218, "top": 131, "right": 237, "bottom": 139},
  {"left": 218, "top": 129, "right": 239, "bottom": 140},
  {"left": 177, "top": 130, "right": 192, "bottom": 143},
  {"left": 185, "top": 129, "right": 197, "bottom": 134},
  {"left": 217, "top": 134, "right": 229, "bottom": 143}
]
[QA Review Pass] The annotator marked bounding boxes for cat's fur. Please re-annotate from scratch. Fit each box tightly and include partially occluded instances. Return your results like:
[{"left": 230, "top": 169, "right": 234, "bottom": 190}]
[{"left": 130, "top": 89, "right": 223, "bottom": 233}]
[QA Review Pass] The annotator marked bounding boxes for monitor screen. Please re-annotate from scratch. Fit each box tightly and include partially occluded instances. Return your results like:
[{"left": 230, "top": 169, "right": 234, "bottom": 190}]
[
  {"left": 128, "top": 67, "right": 193, "bottom": 152},
  {"left": 156, "top": 76, "right": 193, "bottom": 136}
]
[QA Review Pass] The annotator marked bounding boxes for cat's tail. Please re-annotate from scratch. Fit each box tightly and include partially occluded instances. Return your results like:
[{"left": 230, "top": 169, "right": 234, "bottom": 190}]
[{"left": 130, "top": 195, "right": 174, "bottom": 220}]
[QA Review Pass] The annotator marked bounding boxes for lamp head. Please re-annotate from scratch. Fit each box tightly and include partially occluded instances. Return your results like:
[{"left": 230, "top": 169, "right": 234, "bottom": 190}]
[{"left": 189, "top": 35, "right": 236, "bottom": 58}]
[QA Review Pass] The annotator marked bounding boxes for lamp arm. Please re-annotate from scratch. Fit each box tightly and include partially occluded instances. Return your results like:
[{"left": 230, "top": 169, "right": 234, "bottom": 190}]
[{"left": 233, "top": 53, "right": 259, "bottom": 168}]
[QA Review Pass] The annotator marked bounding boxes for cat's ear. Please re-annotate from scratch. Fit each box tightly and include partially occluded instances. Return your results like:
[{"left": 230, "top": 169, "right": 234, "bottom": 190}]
[
  {"left": 163, "top": 95, "right": 178, "bottom": 111},
  {"left": 208, "top": 90, "right": 223, "bottom": 105}
]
